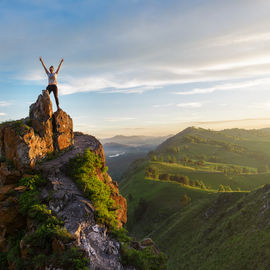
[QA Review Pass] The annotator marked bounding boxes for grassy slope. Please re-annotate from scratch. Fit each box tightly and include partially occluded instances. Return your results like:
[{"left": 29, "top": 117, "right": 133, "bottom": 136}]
[
  {"left": 120, "top": 160, "right": 270, "bottom": 269},
  {"left": 120, "top": 159, "right": 219, "bottom": 237},
  {"left": 152, "top": 161, "right": 270, "bottom": 190},
  {"left": 120, "top": 127, "right": 270, "bottom": 269},
  {"left": 156, "top": 127, "right": 270, "bottom": 168}
]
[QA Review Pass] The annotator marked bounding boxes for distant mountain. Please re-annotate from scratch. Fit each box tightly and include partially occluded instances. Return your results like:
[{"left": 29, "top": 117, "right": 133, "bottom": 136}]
[
  {"left": 102, "top": 134, "right": 172, "bottom": 181},
  {"left": 101, "top": 134, "right": 172, "bottom": 147}
]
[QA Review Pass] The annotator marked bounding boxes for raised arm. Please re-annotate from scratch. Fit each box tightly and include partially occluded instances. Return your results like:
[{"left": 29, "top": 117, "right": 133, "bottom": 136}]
[
  {"left": 39, "top": 57, "right": 49, "bottom": 74},
  {"left": 56, "top": 58, "right": 64, "bottom": 74}
]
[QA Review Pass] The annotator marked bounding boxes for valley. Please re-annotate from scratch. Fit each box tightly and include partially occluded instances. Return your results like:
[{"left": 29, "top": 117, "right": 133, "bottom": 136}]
[{"left": 119, "top": 127, "right": 270, "bottom": 269}]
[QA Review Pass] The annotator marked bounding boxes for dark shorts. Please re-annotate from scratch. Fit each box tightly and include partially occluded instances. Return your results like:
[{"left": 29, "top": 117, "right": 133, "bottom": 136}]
[{"left": 46, "top": 84, "right": 58, "bottom": 93}]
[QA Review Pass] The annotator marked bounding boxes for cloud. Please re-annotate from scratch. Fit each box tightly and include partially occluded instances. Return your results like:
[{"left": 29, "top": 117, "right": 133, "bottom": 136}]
[
  {"left": 4, "top": 0, "right": 270, "bottom": 97},
  {"left": 248, "top": 100, "right": 270, "bottom": 110},
  {"left": 152, "top": 103, "right": 174, "bottom": 108},
  {"left": 0, "top": 101, "right": 11, "bottom": 107},
  {"left": 209, "top": 32, "right": 270, "bottom": 48},
  {"left": 176, "top": 102, "right": 202, "bottom": 108},
  {"left": 104, "top": 117, "right": 136, "bottom": 122},
  {"left": 0, "top": 113, "right": 7, "bottom": 116},
  {"left": 175, "top": 77, "right": 270, "bottom": 95}
]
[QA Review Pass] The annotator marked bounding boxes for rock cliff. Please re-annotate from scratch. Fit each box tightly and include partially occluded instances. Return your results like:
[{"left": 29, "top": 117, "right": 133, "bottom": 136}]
[
  {"left": 0, "top": 90, "right": 74, "bottom": 175},
  {"left": 0, "top": 90, "right": 130, "bottom": 270}
]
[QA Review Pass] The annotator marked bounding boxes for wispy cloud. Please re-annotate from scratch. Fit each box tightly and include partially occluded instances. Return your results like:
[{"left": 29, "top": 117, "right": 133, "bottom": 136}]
[
  {"left": 152, "top": 103, "right": 174, "bottom": 108},
  {"left": 0, "top": 101, "right": 12, "bottom": 107},
  {"left": 248, "top": 100, "right": 270, "bottom": 110},
  {"left": 104, "top": 117, "right": 136, "bottom": 122},
  {"left": 0, "top": 113, "right": 7, "bottom": 116},
  {"left": 175, "top": 77, "right": 270, "bottom": 95},
  {"left": 209, "top": 32, "right": 270, "bottom": 47},
  {"left": 176, "top": 102, "right": 202, "bottom": 108}
]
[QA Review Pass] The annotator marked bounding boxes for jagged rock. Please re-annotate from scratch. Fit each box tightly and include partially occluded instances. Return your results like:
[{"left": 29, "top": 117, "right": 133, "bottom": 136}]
[
  {"left": 0, "top": 90, "right": 74, "bottom": 172},
  {"left": 0, "top": 91, "right": 131, "bottom": 269},
  {"left": 53, "top": 109, "right": 74, "bottom": 151},
  {"left": 29, "top": 90, "right": 53, "bottom": 138},
  {"left": 0, "top": 163, "right": 21, "bottom": 185},
  {"left": 0, "top": 196, "right": 25, "bottom": 252},
  {"left": 39, "top": 133, "right": 129, "bottom": 269},
  {"left": 0, "top": 184, "right": 15, "bottom": 201},
  {"left": 141, "top": 238, "right": 154, "bottom": 247},
  {"left": 52, "top": 238, "right": 65, "bottom": 253},
  {"left": 0, "top": 126, "right": 4, "bottom": 158}
]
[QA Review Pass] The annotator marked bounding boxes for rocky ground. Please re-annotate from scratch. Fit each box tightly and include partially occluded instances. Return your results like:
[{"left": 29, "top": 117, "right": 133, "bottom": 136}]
[
  {"left": 38, "top": 132, "right": 129, "bottom": 270},
  {"left": 0, "top": 90, "right": 129, "bottom": 270}
]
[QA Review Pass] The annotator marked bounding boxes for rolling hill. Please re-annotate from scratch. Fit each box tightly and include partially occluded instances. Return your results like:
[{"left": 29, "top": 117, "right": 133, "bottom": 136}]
[{"left": 120, "top": 127, "right": 270, "bottom": 269}]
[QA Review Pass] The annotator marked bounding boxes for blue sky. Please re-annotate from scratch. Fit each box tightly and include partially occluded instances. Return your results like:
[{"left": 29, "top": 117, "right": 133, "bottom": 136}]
[{"left": 2, "top": 0, "right": 270, "bottom": 138}]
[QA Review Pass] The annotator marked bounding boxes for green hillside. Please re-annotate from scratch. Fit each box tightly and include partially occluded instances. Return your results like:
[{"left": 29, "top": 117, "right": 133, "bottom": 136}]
[
  {"left": 155, "top": 127, "right": 270, "bottom": 168},
  {"left": 120, "top": 127, "right": 270, "bottom": 269}
]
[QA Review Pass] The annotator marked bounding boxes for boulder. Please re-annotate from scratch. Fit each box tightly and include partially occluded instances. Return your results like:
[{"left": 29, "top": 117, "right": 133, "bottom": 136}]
[
  {"left": 141, "top": 238, "right": 154, "bottom": 247},
  {"left": 53, "top": 109, "right": 74, "bottom": 151},
  {"left": 0, "top": 163, "right": 21, "bottom": 185},
  {"left": 0, "top": 90, "right": 74, "bottom": 172},
  {"left": 0, "top": 184, "right": 15, "bottom": 201},
  {"left": 29, "top": 90, "right": 54, "bottom": 150}
]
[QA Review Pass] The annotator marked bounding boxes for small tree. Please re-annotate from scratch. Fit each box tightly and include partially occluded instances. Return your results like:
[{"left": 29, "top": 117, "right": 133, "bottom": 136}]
[
  {"left": 182, "top": 175, "right": 189, "bottom": 185},
  {"left": 218, "top": 184, "right": 225, "bottom": 192},
  {"left": 225, "top": 185, "right": 232, "bottom": 192},
  {"left": 258, "top": 165, "right": 269, "bottom": 173},
  {"left": 180, "top": 194, "right": 191, "bottom": 206},
  {"left": 159, "top": 173, "right": 170, "bottom": 181},
  {"left": 190, "top": 180, "right": 195, "bottom": 187}
]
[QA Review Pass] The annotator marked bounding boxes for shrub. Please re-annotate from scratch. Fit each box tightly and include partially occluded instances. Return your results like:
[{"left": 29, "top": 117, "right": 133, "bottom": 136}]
[
  {"left": 218, "top": 184, "right": 225, "bottom": 192},
  {"left": 14, "top": 174, "right": 88, "bottom": 270},
  {"left": 180, "top": 194, "right": 191, "bottom": 206},
  {"left": 121, "top": 244, "right": 168, "bottom": 270},
  {"left": 159, "top": 174, "right": 170, "bottom": 181},
  {"left": 68, "top": 148, "right": 118, "bottom": 228}
]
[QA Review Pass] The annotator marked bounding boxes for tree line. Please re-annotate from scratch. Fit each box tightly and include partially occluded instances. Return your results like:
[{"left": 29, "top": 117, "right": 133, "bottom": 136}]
[{"left": 145, "top": 166, "right": 210, "bottom": 190}]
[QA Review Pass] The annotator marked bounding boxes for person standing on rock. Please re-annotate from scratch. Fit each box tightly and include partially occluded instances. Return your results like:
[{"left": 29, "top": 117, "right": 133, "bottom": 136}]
[{"left": 39, "top": 57, "right": 63, "bottom": 111}]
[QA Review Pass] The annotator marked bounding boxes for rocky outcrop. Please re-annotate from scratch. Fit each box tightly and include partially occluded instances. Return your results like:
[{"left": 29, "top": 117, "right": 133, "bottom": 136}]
[
  {"left": 0, "top": 90, "right": 129, "bottom": 270},
  {"left": 53, "top": 109, "right": 74, "bottom": 151},
  {"left": 39, "top": 132, "right": 127, "bottom": 229},
  {"left": 0, "top": 90, "right": 74, "bottom": 176}
]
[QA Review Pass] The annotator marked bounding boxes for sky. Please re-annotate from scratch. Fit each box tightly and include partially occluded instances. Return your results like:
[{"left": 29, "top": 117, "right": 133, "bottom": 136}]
[{"left": 2, "top": 0, "right": 270, "bottom": 138}]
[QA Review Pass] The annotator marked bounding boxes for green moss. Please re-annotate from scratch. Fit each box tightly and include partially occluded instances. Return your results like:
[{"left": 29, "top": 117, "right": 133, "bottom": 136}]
[
  {"left": 9, "top": 174, "right": 89, "bottom": 270},
  {"left": 68, "top": 148, "right": 118, "bottom": 228},
  {"left": 110, "top": 228, "right": 132, "bottom": 244}
]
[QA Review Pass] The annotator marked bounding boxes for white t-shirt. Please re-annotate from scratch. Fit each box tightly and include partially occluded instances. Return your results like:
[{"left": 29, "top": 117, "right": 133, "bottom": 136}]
[{"left": 48, "top": 72, "right": 58, "bottom": 85}]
